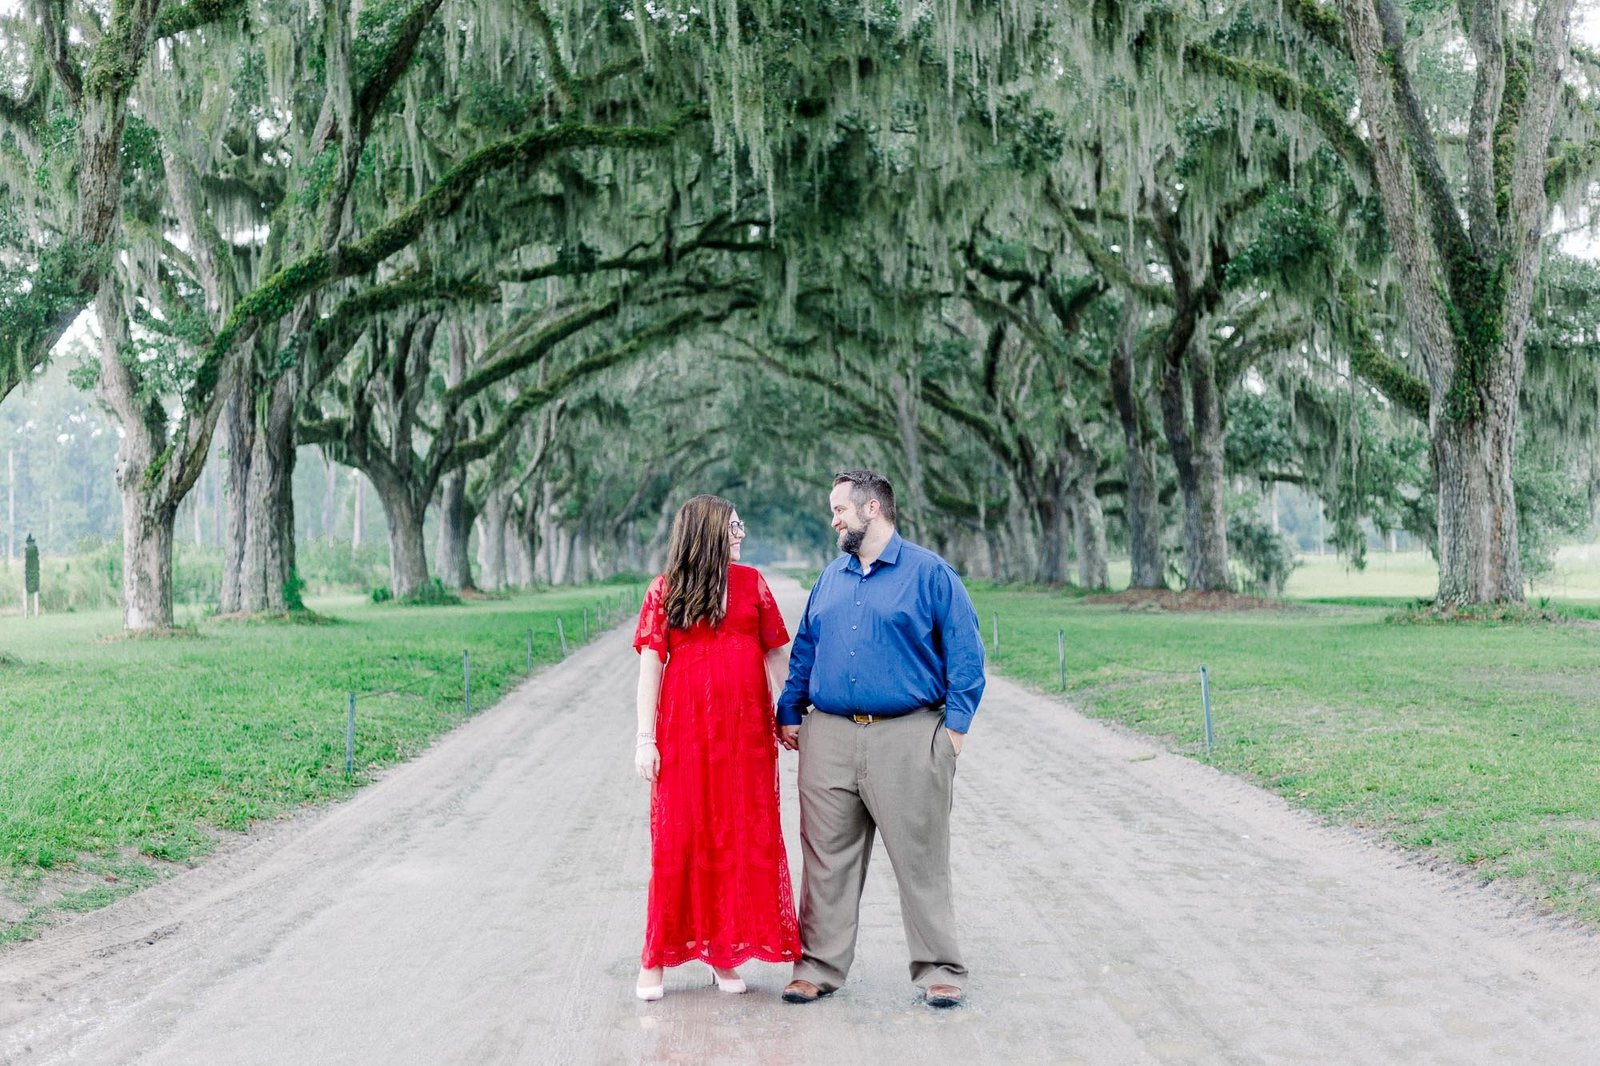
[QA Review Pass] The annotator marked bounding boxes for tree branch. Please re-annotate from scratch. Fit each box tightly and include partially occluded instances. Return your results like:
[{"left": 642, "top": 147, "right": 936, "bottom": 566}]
[
  {"left": 354, "top": 0, "right": 446, "bottom": 142},
  {"left": 446, "top": 296, "right": 624, "bottom": 406},
  {"left": 1280, "top": 0, "right": 1350, "bottom": 53},
  {"left": 197, "top": 107, "right": 707, "bottom": 408},
  {"left": 1339, "top": 269, "right": 1430, "bottom": 418},
  {"left": 449, "top": 298, "right": 753, "bottom": 468},
  {"left": 523, "top": 0, "right": 579, "bottom": 108},
  {"left": 38, "top": 0, "right": 83, "bottom": 106},
  {"left": 1370, "top": 0, "right": 1473, "bottom": 262},
  {"left": 308, "top": 273, "right": 499, "bottom": 387},
  {"left": 1463, "top": 0, "right": 1505, "bottom": 251},
  {"left": 1505, "top": 0, "right": 1578, "bottom": 272},
  {"left": 154, "top": 0, "right": 248, "bottom": 39},
  {"left": 1184, "top": 43, "right": 1375, "bottom": 185},
  {"left": 1056, "top": 202, "right": 1172, "bottom": 305}
]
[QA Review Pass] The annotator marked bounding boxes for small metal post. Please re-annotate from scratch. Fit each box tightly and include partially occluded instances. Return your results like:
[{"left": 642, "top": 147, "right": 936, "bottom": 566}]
[
  {"left": 1058, "top": 629, "right": 1066, "bottom": 691},
  {"left": 345, "top": 693, "right": 356, "bottom": 778},
  {"left": 1201, "top": 666, "right": 1214, "bottom": 754},
  {"left": 557, "top": 618, "right": 569, "bottom": 657},
  {"left": 464, "top": 649, "right": 472, "bottom": 715},
  {"left": 526, "top": 630, "right": 534, "bottom": 676},
  {"left": 583, "top": 607, "right": 589, "bottom": 641},
  {"left": 991, "top": 613, "right": 999, "bottom": 657}
]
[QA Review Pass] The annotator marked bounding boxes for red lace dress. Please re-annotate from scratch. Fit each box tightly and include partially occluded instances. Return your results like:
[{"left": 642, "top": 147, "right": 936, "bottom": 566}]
[{"left": 633, "top": 564, "right": 801, "bottom": 969}]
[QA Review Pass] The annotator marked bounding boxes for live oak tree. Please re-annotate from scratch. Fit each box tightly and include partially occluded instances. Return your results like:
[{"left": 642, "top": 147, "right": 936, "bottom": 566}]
[
  {"left": 1188, "top": 0, "right": 1600, "bottom": 606},
  {"left": 1328, "top": 0, "right": 1583, "bottom": 606}
]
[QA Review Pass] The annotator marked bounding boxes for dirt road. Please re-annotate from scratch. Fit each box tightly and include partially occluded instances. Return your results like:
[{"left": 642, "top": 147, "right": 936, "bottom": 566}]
[{"left": 3, "top": 576, "right": 1599, "bottom": 1065}]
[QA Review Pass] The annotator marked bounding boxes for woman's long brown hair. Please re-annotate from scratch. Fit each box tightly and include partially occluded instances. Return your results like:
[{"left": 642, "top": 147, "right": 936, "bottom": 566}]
[{"left": 662, "top": 494, "right": 734, "bottom": 630}]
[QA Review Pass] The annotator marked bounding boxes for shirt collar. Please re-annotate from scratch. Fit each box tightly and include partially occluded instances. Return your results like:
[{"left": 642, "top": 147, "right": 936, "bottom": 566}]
[{"left": 841, "top": 531, "right": 903, "bottom": 575}]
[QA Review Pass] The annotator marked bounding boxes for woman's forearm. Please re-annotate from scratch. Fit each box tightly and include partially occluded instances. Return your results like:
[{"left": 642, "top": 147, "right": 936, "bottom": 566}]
[
  {"left": 764, "top": 645, "right": 790, "bottom": 704},
  {"left": 636, "top": 654, "right": 665, "bottom": 737}
]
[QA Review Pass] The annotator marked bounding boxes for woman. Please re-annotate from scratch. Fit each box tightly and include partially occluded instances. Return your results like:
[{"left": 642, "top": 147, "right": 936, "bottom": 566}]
[{"left": 631, "top": 494, "right": 800, "bottom": 1001}]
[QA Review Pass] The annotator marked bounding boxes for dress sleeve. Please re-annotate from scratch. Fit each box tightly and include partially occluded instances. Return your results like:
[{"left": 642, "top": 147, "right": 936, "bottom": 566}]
[
  {"left": 633, "top": 576, "right": 670, "bottom": 661},
  {"left": 754, "top": 572, "right": 791, "bottom": 652}
]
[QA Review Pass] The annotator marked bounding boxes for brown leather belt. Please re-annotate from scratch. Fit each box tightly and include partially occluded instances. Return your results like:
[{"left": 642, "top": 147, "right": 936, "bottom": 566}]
[{"left": 847, "top": 704, "right": 942, "bottom": 725}]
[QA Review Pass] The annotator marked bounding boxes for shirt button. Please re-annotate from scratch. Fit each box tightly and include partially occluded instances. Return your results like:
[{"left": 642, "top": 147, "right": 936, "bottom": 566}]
[
  {"left": 850, "top": 651, "right": 855, "bottom": 656},
  {"left": 851, "top": 625, "right": 857, "bottom": 630},
  {"left": 855, "top": 601, "right": 861, "bottom": 606}
]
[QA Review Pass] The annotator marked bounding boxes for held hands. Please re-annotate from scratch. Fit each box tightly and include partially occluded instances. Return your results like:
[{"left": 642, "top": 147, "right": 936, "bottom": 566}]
[{"left": 634, "top": 735, "right": 659, "bottom": 782}]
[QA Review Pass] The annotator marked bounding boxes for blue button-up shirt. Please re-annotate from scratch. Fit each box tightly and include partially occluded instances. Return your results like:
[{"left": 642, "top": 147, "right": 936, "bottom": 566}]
[{"left": 777, "top": 532, "right": 986, "bottom": 733}]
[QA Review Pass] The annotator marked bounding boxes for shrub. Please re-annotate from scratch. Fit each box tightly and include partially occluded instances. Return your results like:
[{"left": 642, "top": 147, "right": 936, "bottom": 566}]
[
  {"left": 1227, "top": 510, "right": 1301, "bottom": 597},
  {"left": 297, "top": 540, "right": 391, "bottom": 593},
  {"left": 399, "top": 577, "right": 461, "bottom": 606}
]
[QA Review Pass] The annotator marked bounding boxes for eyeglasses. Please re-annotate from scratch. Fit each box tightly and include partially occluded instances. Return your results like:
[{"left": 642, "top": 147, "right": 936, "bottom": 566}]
[{"left": 729, "top": 519, "right": 747, "bottom": 536}]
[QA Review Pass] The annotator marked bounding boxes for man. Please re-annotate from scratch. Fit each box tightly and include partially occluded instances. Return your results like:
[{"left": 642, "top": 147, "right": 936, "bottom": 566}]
[{"left": 776, "top": 470, "right": 986, "bottom": 1009}]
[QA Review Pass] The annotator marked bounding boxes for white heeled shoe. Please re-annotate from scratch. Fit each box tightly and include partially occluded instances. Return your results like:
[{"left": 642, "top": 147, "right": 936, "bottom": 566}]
[
  {"left": 636, "top": 967, "right": 664, "bottom": 1001},
  {"left": 711, "top": 966, "right": 747, "bottom": 994}
]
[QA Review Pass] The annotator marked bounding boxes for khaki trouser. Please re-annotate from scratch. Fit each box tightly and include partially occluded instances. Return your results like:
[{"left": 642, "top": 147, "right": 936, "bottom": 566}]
[{"left": 792, "top": 707, "right": 966, "bottom": 991}]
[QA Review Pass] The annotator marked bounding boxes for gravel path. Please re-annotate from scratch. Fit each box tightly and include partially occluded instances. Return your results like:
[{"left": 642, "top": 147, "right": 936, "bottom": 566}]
[{"left": 3, "top": 576, "right": 1599, "bottom": 1065}]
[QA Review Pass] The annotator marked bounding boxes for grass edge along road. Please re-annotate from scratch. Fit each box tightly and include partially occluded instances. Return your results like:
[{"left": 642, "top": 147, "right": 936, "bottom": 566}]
[
  {"left": 0, "top": 585, "right": 637, "bottom": 945},
  {"left": 970, "top": 584, "right": 1600, "bottom": 925}
]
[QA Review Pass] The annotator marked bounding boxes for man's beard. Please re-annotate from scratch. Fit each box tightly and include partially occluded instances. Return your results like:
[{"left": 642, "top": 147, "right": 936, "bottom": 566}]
[{"left": 837, "top": 525, "right": 867, "bottom": 556}]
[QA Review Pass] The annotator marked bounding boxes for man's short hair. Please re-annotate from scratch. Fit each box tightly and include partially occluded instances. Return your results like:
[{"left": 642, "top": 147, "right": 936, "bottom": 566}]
[{"left": 833, "top": 470, "right": 897, "bottom": 524}]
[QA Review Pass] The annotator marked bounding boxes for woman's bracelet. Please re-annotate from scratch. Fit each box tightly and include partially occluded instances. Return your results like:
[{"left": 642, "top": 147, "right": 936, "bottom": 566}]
[{"left": 636, "top": 739, "right": 657, "bottom": 748}]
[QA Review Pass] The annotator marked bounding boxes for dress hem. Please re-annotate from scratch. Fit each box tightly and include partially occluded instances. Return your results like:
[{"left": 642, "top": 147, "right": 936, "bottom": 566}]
[{"left": 641, "top": 945, "right": 801, "bottom": 970}]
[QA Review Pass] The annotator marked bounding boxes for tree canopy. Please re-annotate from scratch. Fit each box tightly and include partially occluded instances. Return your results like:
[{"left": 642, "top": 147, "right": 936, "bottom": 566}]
[{"left": 1, "top": 0, "right": 1598, "bottom": 626}]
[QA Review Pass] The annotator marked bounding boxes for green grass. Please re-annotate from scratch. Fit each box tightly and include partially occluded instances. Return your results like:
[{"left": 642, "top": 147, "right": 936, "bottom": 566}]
[
  {"left": 1092, "top": 546, "right": 1600, "bottom": 605},
  {"left": 1281, "top": 546, "right": 1600, "bottom": 603},
  {"left": 0, "top": 586, "right": 636, "bottom": 941},
  {"left": 971, "top": 586, "right": 1600, "bottom": 922},
  {"left": 1282, "top": 551, "right": 1443, "bottom": 600}
]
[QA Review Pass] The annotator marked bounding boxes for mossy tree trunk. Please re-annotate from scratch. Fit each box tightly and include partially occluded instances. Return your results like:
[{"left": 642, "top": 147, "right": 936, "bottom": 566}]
[
  {"left": 476, "top": 489, "right": 512, "bottom": 591},
  {"left": 1066, "top": 451, "right": 1111, "bottom": 590},
  {"left": 1329, "top": 0, "right": 1577, "bottom": 605},
  {"left": 1110, "top": 323, "right": 1166, "bottom": 590},
  {"left": 95, "top": 281, "right": 232, "bottom": 631},
  {"left": 308, "top": 313, "right": 442, "bottom": 599},
  {"left": 1150, "top": 200, "right": 1231, "bottom": 593},
  {"left": 218, "top": 387, "right": 251, "bottom": 613},
  {"left": 1035, "top": 486, "right": 1069, "bottom": 585},
  {"left": 435, "top": 322, "right": 478, "bottom": 592},
  {"left": 373, "top": 473, "right": 431, "bottom": 600},
  {"left": 237, "top": 370, "right": 301, "bottom": 612},
  {"left": 436, "top": 472, "right": 476, "bottom": 592}
]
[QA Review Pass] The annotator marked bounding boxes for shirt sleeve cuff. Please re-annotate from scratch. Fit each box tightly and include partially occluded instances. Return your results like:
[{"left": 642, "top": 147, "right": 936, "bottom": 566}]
[
  {"left": 942, "top": 708, "right": 973, "bottom": 734},
  {"left": 776, "top": 705, "right": 804, "bottom": 727}
]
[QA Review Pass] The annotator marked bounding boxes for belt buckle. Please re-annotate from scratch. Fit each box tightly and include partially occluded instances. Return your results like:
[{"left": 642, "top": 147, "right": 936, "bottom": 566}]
[{"left": 850, "top": 714, "right": 875, "bottom": 725}]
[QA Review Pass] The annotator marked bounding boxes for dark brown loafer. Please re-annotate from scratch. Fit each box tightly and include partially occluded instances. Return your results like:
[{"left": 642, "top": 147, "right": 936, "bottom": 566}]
[
  {"left": 782, "top": 979, "right": 830, "bottom": 1004},
  {"left": 924, "top": 984, "right": 963, "bottom": 1008}
]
